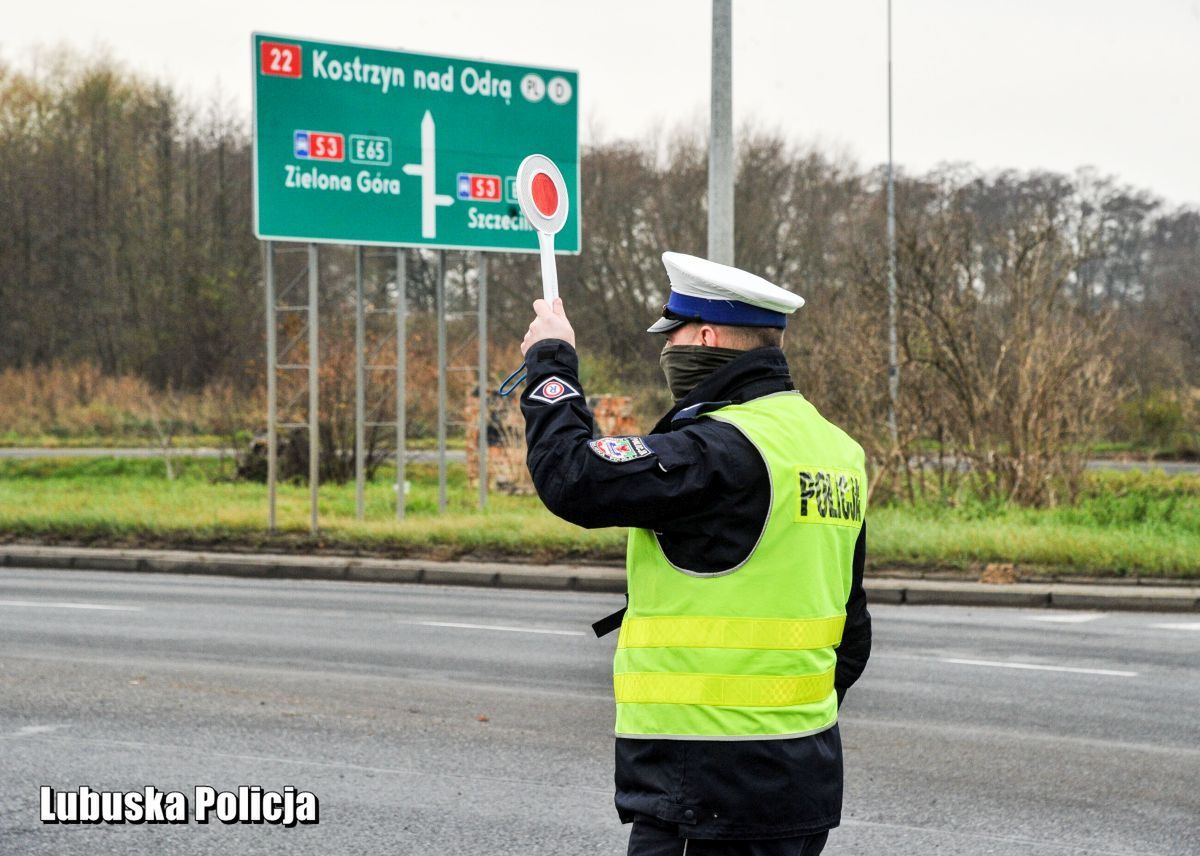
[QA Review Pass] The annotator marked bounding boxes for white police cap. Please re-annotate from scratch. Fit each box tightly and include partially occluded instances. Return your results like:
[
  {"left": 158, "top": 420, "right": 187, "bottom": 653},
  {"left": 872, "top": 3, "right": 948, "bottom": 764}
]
[{"left": 647, "top": 252, "right": 805, "bottom": 333}]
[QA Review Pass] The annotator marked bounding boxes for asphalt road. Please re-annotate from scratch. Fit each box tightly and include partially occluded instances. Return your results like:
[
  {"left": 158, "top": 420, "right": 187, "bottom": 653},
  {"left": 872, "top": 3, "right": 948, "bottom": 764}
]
[
  {"left": 1082, "top": 458, "right": 1200, "bottom": 475},
  {"left": 1, "top": 569, "right": 1196, "bottom": 855}
]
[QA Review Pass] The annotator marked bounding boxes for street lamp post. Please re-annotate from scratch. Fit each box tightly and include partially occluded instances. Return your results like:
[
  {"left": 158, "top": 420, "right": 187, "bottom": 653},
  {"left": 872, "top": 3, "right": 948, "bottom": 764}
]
[
  {"left": 886, "top": 0, "right": 900, "bottom": 448},
  {"left": 709, "top": 0, "right": 734, "bottom": 265}
]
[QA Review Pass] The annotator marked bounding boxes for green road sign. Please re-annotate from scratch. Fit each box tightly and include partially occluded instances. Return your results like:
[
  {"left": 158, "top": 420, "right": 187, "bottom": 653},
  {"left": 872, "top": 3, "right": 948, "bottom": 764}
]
[{"left": 252, "top": 33, "right": 579, "bottom": 253}]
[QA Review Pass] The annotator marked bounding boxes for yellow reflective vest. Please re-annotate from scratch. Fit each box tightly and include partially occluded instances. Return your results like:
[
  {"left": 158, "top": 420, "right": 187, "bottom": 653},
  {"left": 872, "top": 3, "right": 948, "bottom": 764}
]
[{"left": 615, "top": 392, "right": 867, "bottom": 739}]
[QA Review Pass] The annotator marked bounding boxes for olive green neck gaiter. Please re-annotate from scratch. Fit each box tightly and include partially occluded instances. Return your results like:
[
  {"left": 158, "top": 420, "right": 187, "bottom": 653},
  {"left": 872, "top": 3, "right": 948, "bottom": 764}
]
[{"left": 660, "top": 344, "right": 744, "bottom": 401}]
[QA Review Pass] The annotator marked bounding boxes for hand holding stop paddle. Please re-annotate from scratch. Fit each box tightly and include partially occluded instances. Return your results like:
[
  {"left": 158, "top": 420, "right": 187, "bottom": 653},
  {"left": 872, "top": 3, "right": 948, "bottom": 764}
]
[
  {"left": 521, "top": 297, "right": 575, "bottom": 357},
  {"left": 498, "top": 154, "right": 573, "bottom": 395}
]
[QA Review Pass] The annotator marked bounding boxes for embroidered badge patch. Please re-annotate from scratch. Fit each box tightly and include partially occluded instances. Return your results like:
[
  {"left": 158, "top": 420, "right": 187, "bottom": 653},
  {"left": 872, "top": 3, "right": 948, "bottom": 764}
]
[
  {"left": 528, "top": 376, "right": 581, "bottom": 405},
  {"left": 587, "top": 436, "right": 653, "bottom": 464}
]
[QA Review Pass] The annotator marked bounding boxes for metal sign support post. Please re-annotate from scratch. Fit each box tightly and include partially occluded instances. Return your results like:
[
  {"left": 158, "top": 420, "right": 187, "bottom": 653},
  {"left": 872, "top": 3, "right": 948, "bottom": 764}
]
[
  {"left": 436, "top": 250, "right": 448, "bottom": 512},
  {"left": 354, "top": 248, "right": 407, "bottom": 522},
  {"left": 266, "top": 244, "right": 317, "bottom": 530},
  {"left": 265, "top": 242, "right": 278, "bottom": 531},
  {"left": 396, "top": 249, "right": 407, "bottom": 520},
  {"left": 354, "top": 246, "right": 366, "bottom": 520},
  {"left": 477, "top": 253, "right": 488, "bottom": 510},
  {"left": 308, "top": 243, "right": 320, "bottom": 533}
]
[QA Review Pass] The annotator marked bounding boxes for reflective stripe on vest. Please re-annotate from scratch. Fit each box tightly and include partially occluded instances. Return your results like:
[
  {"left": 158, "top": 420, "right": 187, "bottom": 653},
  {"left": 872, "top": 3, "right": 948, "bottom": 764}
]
[
  {"left": 614, "top": 668, "right": 836, "bottom": 707},
  {"left": 616, "top": 391, "right": 866, "bottom": 740},
  {"left": 618, "top": 615, "right": 846, "bottom": 651}
]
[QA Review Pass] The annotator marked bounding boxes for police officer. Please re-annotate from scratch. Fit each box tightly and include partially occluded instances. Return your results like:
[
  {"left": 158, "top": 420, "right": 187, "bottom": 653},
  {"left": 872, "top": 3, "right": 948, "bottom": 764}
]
[{"left": 519, "top": 252, "right": 871, "bottom": 856}]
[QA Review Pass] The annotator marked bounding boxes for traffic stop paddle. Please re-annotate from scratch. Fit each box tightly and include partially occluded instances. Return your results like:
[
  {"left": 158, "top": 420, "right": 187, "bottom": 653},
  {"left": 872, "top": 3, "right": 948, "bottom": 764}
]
[{"left": 498, "top": 154, "right": 570, "bottom": 396}]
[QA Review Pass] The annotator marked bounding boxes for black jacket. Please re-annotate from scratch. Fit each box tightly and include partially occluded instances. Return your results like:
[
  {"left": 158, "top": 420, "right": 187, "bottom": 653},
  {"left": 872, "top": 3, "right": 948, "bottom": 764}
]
[{"left": 520, "top": 340, "right": 871, "bottom": 839}]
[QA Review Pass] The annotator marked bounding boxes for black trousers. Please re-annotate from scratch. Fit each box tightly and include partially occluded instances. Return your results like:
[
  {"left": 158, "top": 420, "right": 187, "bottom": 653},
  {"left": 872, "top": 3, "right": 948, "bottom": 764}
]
[{"left": 627, "top": 819, "right": 829, "bottom": 856}]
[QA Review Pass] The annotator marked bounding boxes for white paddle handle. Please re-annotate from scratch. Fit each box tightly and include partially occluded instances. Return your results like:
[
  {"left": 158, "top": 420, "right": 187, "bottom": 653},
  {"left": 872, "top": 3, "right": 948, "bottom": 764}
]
[{"left": 537, "top": 230, "right": 558, "bottom": 303}]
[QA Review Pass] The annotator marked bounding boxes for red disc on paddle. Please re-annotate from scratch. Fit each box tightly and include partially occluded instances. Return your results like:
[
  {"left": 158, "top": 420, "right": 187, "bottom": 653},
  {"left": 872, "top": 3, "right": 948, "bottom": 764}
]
[{"left": 531, "top": 172, "right": 559, "bottom": 217}]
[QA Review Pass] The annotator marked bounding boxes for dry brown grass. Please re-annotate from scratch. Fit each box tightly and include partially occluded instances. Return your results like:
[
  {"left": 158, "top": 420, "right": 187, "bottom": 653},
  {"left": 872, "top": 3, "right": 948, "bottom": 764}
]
[{"left": 0, "top": 363, "right": 262, "bottom": 443}]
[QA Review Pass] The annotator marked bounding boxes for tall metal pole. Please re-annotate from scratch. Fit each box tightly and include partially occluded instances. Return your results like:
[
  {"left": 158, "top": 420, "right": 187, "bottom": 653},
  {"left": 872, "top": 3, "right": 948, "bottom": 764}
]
[
  {"left": 708, "top": 0, "right": 734, "bottom": 265},
  {"left": 265, "top": 242, "right": 277, "bottom": 531},
  {"left": 354, "top": 246, "right": 366, "bottom": 520},
  {"left": 886, "top": 0, "right": 900, "bottom": 448},
  {"left": 396, "top": 249, "right": 407, "bottom": 521},
  {"left": 477, "top": 252, "right": 489, "bottom": 511},
  {"left": 308, "top": 242, "right": 320, "bottom": 533},
  {"left": 436, "top": 249, "right": 448, "bottom": 513}
]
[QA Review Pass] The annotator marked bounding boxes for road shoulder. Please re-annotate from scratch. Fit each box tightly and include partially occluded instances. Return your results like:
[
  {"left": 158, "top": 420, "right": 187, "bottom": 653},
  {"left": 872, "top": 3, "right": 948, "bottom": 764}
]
[{"left": 1, "top": 544, "right": 1197, "bottom": 612}]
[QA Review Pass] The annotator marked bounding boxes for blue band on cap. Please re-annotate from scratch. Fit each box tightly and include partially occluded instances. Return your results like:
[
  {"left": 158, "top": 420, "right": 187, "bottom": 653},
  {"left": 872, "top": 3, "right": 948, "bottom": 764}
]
[{"left": 666, "top": 292, "right": 787, "bottom": 328}]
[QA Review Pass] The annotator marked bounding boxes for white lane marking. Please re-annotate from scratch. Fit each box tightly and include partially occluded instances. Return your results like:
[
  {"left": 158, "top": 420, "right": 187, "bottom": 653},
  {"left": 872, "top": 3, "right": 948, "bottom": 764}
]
[
  {"left": 942, "top": 657, "right": 1137, "bottom": 677},
  {"left": 1025, "top": 612, "right": 1104, "bottom": 623},
  {"left": 1, "top": 724, "right": 67, "bottom": 739},
  {"left": 402, "top": 620, "right": 585, "bottom": 636},
  {"left": 0, "top": 599, "right": 143, "bottom": 612},
  {"left": 1151, "top": 621, "right": 1200, "bottom": 631}
]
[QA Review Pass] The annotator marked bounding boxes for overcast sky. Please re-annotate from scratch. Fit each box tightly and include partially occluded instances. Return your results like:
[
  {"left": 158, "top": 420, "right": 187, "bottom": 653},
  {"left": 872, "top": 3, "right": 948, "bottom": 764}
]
[{"left": 4, "top": 0, "right": 1198, "bottom": 205}]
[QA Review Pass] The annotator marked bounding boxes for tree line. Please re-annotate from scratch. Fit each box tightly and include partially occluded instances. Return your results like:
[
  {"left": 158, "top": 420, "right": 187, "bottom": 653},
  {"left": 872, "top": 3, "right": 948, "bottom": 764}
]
[{"left": 1, "top": 54, "right": 1196, "bottom": 503}]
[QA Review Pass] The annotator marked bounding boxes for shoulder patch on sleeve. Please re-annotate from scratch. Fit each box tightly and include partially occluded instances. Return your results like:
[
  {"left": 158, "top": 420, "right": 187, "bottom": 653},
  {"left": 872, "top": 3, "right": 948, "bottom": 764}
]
[
  {"left": 587, "top": 436, "right": 653, "bottom": 464},
  {"left": 528, "top": 376, "right": 581, "bottom": 405}
]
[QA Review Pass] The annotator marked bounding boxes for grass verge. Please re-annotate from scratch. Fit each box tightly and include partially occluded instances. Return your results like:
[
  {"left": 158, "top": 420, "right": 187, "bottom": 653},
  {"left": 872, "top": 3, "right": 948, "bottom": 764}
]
[
  {"left": 0, "top": 459, "right": 1197, "bottom": 578},
  {"left": 0, "top": 433, "right": 464, "bottom": 451}
]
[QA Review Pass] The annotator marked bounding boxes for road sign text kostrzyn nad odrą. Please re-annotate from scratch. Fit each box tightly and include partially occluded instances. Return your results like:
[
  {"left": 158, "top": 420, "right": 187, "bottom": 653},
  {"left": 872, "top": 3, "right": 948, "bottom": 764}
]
[{"left": 252, "top": 34, "right": 579, "bottom": 252}]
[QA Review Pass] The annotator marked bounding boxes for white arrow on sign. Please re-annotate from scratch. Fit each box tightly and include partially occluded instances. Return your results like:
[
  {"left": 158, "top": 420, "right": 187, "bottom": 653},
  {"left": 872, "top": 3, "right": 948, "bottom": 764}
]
[{"left": 402, "top": 111, "right": 454, "bottom": 239}]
